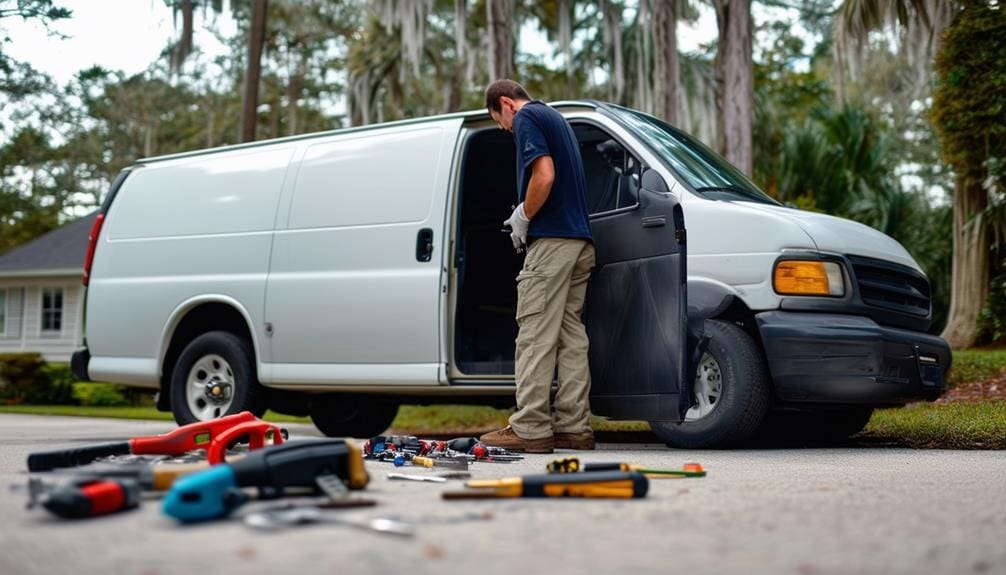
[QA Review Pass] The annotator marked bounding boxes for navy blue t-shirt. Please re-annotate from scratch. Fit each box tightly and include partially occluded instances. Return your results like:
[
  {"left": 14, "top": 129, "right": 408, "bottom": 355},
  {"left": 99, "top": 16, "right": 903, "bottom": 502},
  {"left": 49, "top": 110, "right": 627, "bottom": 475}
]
[{"left": 513, "top": 101, "right": 592, "bottom": 242}]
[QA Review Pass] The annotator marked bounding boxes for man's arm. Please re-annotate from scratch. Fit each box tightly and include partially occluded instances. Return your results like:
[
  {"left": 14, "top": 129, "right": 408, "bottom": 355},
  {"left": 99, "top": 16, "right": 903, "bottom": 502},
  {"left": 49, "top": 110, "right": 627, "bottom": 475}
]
[{"left": 523, "top": 155, "right": 555, "bottom": 219}]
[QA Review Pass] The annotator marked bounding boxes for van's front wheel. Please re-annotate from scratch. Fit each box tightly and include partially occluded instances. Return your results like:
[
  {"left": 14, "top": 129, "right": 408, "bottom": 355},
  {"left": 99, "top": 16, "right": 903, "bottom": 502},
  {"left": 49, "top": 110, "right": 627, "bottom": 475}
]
[
  {"left": 309, "top": 395, "right": 399, "bottom": 438},
  {"left": 649, "top": 320, "right": 770, "bottom": 449},
  {"left": 169, "top": 331, "right": 267, "bottom": 425}
]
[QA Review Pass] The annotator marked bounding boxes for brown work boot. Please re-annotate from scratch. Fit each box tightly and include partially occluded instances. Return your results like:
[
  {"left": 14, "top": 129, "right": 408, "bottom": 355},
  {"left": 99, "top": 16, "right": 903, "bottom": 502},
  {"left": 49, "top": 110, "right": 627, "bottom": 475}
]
[
  {"left": 479, "top": 426, "right": 554, "bottom": 453},
  {"left": 554, "top": 430, "right": 595, "bottom": 450}
]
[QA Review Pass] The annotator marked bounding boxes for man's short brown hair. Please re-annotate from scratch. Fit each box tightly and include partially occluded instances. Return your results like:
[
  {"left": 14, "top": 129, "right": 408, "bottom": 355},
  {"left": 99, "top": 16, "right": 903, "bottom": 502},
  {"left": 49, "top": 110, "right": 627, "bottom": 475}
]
[{"left": 485, "top": 79, "right": 531, "bottom": 113}]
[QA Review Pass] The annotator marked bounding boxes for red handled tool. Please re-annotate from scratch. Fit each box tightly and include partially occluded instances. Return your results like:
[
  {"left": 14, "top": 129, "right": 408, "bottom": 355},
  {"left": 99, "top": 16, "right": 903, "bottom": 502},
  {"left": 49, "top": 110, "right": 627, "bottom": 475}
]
[
  {"left": 27, "top": 477, "right": 141, "bottom": 519},
  {"left": 27, "top": 412, "right": 280, "bottom": 471}
]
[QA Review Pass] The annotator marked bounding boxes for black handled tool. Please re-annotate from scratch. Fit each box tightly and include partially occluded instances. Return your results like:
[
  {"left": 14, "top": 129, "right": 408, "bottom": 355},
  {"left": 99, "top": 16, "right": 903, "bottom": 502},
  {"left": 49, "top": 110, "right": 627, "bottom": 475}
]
[
  {"left": 443, "top": 471, "right": 649, "bottom": 499},
  {"left": 163, "top": 439, "right": 368, "bottom": 522}
]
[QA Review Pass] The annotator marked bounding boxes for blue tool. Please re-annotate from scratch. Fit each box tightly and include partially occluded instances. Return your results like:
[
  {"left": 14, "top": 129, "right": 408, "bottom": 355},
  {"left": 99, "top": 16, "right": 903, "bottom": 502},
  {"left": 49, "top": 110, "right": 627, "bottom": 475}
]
[{"left": 162, "top": 439, "right": 368, "bottom": 523}]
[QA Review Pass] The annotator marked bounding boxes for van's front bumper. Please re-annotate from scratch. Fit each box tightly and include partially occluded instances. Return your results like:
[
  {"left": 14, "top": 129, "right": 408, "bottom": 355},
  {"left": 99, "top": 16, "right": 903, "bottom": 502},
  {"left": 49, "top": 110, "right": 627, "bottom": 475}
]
[{"left": 755, "top": 311, "right": 951, "bottom": 405}]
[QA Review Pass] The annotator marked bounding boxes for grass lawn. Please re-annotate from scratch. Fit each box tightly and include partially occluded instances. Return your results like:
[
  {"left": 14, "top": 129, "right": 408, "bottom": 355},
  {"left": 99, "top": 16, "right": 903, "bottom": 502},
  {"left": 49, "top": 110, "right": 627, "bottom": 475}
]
[
  {"left": 1, "top": 349, "right": 1003, "bottom": 448},
  {"left": 1, "top": 402, "right": 1002, "bottom": 448},
  {"left": 864, "top": 402, "right": 1006, "bottom": 449},
  {"left": 947, "top": 348, "right": 1006, "bottom": 387}
]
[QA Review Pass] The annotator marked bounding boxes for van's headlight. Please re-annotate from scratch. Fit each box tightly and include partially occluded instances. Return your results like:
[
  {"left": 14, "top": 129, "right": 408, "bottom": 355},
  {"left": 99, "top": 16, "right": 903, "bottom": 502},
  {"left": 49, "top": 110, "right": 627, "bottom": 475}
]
[{"left": 773, "top": 261, "right": 845, "bottom": 297}]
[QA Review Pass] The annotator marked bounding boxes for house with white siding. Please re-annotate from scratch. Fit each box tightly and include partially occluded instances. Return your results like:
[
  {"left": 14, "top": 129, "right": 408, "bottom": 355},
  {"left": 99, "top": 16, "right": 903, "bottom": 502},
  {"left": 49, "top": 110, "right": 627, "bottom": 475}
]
[{"left": 0, "top": 213, "right": 94, "bottom": 362}]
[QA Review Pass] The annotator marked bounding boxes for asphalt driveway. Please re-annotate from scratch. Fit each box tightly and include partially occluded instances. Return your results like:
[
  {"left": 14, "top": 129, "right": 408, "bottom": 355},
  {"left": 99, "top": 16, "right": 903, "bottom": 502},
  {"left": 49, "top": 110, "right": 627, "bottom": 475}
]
[{"left": 0, "top": 413, "right": 1002, "bottom": 575}]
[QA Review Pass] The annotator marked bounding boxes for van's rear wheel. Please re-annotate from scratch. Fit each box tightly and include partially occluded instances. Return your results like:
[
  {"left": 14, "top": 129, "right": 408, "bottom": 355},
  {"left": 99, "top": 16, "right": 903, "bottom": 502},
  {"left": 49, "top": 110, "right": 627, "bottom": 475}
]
[
  {"left": 649, "top": 320, "right": 770, "bottom": 448},
  {"left": 170, "top": 331, "right": 266, "bottom": 425},
  {"left": 309, "top": 395, "right": 399, "bottom": 438}
]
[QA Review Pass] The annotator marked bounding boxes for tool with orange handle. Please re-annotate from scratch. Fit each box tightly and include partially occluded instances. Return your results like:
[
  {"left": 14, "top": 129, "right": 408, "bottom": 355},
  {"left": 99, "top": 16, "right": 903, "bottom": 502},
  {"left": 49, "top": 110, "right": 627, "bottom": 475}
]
[
  {"left": 442, "top": 470, "right": 648, "bottom": 499},
  {"left": 27, "top": 412, "right": 280, "bottom": 472},
  {"left": 546, "top": 457, "right": 706, "bottom": 478}
]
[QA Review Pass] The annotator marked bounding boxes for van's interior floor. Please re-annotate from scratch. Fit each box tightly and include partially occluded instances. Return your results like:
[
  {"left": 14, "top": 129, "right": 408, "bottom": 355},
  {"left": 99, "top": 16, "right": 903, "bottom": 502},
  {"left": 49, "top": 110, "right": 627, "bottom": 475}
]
[{"left": 454, "top": 129, "right": 520, "bottom": 375}]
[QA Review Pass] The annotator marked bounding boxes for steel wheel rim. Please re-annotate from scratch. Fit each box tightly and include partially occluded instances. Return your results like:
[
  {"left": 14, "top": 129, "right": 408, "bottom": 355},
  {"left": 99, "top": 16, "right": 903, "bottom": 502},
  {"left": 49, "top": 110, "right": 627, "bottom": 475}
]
[
  {"left": 685, "top": 352, "right": 723, "bottom": 422},
  {"left": 186, "top": 353, "right": 235, "bottom": 420}
]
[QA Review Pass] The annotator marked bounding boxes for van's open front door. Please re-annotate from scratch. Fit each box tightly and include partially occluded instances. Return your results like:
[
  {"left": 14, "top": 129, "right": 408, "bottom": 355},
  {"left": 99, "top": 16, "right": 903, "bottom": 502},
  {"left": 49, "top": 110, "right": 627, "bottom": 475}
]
[{"left": 586, "top": 170, "right": 687, "bottom": 422}]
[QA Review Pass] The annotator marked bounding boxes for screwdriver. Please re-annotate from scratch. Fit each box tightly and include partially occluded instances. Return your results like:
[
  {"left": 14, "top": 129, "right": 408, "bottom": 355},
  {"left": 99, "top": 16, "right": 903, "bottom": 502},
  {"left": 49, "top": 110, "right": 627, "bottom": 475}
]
[
  {"left": 27, "top": 477, "right": 141, "bottom": 519},
  {"left": 411, "top": 456, "right": 469, "bottom": 470},
  {"left": 442, "top": 470, "right": 648, "bottom": 499},
  {"left": 547, "top": 457, "right": 706, "bottom": 478}
]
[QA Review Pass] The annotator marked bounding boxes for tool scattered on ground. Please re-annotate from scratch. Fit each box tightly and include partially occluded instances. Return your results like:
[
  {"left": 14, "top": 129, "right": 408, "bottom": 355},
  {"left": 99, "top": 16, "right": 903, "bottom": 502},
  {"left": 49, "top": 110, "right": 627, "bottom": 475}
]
[
  {"left": 546, "top": 458, "right": 707, "bottom": 478},
  {"left": 387, "top": 473, "right": 447, "bottom": 483},
  {"left": 443, "top": 470, "right": 649, "bottom": 499},
  {"left": 26, "top": 477, "right": 141, "bottom": 519},
  {"left": 363, "top": 435, "right": 523, "bottom": 465},
  {"left": 52, "top": 458, "right": 218, "bottom": 491},
  {"left": 27, "top": 412, "right": 285, "bottom": 472},
  {"left": 411, "top": 455, "right": 469, "bottom": 471},
  {"left": 162, "top": 438, "right": 368, "bottom": 522},
  {"left": 244, "top": 506, "right": 414, "bottom": 537}
]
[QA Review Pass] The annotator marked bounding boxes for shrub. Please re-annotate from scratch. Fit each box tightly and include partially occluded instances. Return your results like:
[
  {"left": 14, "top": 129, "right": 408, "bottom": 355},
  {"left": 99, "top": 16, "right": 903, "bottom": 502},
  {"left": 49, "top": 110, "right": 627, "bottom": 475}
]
[
  {"left": 0, "top": 353, "right": 75, "bottom": 405},
  {"left": 72, "top": 383, "right": 129, "bottom": 407}
]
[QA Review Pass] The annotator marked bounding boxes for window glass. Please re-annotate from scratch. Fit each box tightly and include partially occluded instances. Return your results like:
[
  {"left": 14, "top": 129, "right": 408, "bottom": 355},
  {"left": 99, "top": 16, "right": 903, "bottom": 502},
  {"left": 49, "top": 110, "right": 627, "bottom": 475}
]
[
  {"left": 42, "top": 288, "right": 63, "bottom": 334},
  {"left": 574, "top": 123, "right": 641, "bottom": 215},
  {"left": 611, "top": 106, "right": 779, "bottom": 205}
]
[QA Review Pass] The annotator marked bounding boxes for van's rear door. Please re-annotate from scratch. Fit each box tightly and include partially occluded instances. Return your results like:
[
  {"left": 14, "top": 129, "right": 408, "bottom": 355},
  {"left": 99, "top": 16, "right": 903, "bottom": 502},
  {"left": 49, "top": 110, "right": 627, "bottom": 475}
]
[{"left": 586, "top": 171, "right": 687, "bottom": 422}]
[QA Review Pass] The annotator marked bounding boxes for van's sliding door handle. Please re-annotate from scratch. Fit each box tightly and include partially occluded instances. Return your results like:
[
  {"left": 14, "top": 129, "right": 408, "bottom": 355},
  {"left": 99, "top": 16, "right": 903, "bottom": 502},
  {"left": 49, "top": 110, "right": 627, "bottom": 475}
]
[
  {"left": 416, "top": 228, "right": 434, "bottom": 262},
  {"left": 641, "top": 216, "right": 666, "bottom": 228}
]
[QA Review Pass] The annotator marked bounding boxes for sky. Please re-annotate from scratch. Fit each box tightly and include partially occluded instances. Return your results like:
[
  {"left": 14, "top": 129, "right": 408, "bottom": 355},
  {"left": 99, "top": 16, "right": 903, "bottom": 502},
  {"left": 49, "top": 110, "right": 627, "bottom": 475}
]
[{"left": 3, "top": 1, "right": 722, "bottom": 88}]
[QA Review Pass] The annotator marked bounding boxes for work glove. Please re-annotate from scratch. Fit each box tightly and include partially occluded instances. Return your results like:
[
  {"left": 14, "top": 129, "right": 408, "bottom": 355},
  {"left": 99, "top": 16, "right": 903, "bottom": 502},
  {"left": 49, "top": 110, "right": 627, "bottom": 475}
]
[{"left": 503, "top": 203, "right": 530, "bottom": 253}]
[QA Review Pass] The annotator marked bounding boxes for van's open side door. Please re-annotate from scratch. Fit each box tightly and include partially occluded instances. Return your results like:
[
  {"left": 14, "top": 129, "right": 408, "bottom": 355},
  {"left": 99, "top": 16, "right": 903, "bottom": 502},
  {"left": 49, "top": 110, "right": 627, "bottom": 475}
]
[{"left": 586, "top": 170, "right": 687, "bottom": 422}]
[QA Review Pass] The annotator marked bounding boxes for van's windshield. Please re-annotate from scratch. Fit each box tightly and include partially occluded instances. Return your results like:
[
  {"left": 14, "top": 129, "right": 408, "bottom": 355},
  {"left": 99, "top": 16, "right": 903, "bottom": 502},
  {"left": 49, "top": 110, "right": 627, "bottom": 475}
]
[{"left": 610, "top": 106, "right": 780, "bottom": 205}]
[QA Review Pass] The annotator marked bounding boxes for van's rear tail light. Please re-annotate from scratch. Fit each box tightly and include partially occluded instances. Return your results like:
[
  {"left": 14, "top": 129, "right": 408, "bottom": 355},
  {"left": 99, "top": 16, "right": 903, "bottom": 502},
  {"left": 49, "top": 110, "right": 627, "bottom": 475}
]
[
  {"left": 773, "top": 260, "right": 844, "bottom": 297},
  {"left": 82, "top": 213, "right": 105, "bottom": 286}
]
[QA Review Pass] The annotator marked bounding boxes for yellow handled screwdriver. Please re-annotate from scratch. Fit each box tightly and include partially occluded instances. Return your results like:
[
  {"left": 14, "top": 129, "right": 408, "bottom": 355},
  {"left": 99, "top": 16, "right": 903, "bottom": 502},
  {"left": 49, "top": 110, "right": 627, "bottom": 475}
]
[
  {"left": 442, "top": 471, "right": 648, "bottom": 499},
  {"left": 546, "top": 457, "right": 706, "bottom": 478}
]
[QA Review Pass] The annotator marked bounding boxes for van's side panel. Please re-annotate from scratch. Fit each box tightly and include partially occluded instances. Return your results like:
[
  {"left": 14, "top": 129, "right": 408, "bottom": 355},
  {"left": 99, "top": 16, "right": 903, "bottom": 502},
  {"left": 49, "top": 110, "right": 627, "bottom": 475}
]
[
  {"left": 261, "top": 120, "right": 461, "bottom": 383},
  {"left": 86, "top": 147, "right": 295, "bottom": 385}
]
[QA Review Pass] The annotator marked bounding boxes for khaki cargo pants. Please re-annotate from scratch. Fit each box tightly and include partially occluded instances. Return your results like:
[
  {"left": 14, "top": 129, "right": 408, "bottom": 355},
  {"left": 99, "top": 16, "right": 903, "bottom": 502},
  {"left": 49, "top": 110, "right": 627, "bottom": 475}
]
[{"left": 509, "top": 237, "right": 596, "bottom": 440}]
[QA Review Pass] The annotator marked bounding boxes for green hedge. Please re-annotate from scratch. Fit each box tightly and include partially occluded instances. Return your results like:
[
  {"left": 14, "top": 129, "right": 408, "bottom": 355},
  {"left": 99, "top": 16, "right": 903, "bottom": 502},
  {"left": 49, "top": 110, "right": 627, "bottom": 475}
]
[
  {"left": 0, "top": 354, "right": 143, "bottom": 406},
  {"left": 0, "top": 353, "right": 75, "bottom": 405}
]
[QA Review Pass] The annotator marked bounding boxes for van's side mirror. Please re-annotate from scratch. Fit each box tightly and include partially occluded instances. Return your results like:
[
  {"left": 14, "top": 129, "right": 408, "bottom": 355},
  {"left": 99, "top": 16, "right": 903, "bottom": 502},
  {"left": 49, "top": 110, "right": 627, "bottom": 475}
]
[{"left": 641, "top": 168, "right": 670, "bottom": 195}]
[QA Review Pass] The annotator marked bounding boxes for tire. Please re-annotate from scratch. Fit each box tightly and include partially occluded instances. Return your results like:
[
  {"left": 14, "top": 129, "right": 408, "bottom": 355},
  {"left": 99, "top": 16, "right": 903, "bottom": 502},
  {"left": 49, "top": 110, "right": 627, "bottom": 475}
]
[
  {"left": 169, "top": 331, "right": 266, "bottom": 425},
  {"left": 309, "top": 395, "right": 399, "bottom": 438},
  {"left": 649, "top": 320, "right": 770, "bottom": 449},
  {"left": 759, "top": 407, "right": 875, "bottom": 444}
]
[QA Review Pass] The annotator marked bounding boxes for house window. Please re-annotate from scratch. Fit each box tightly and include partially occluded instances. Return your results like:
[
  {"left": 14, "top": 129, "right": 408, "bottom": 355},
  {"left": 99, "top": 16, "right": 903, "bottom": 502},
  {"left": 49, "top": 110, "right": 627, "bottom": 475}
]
[
  {"left": 0, "top": 289, "right": 6, "bottom": 336},
  {"left": 41, "top": 288, "right": 63, "bottom": 335}
]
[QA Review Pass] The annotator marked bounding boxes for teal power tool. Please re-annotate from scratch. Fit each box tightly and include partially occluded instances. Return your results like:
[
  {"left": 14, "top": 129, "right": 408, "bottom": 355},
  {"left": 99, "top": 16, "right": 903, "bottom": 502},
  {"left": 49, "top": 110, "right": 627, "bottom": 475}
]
[{"left": 162, "top": 439, "right": 368, "bottom": 523}]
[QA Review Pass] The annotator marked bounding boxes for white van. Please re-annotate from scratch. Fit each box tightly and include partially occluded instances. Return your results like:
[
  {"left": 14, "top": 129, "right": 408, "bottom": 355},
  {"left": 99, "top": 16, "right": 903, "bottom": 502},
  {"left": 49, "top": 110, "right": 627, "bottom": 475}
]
[{"left": 72, "top": 101, "right": 950, "bottom": 448}]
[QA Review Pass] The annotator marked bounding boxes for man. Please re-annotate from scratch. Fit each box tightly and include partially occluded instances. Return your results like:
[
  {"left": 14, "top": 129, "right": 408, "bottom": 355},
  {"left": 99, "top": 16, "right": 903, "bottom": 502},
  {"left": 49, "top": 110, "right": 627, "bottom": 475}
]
[{"left": 479, "top": 79, "right": 596, "bottom": 453}]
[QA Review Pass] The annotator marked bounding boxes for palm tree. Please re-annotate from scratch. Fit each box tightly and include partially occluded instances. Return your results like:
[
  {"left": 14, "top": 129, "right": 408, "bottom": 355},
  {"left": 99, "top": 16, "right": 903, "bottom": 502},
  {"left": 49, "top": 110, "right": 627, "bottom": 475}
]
[{"left": 836, "top": 0, "right": 1003, "bottom": 349}]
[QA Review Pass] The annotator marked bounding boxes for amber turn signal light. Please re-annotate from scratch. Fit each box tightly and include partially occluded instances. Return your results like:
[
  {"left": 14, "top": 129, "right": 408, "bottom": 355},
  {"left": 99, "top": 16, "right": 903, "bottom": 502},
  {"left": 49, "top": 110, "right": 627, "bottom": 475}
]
[{"left": 773, "top": 260, "right": 844, "bottom": 296}]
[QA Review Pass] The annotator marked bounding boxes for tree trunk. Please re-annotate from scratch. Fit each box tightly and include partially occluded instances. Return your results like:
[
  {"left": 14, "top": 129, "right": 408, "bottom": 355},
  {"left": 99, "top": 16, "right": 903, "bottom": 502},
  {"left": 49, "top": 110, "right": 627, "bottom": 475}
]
[
  {"left": 558, "top": 0, "right": 574, "bottom": 96},
  {"left": 241, "top": 0, "right": 268, "bottom": 143},
  {"left": 713, "top": 0, "right": 753, "bottom": 176},
  {"left": 176, "top": 0, "right": 194, "bottom": 71},
  {"left": 286, "top": 53, "right": 305, "bottom": 136},
  {"left": 600, "top": 0, "right": 625, "bottom": 104},
  {"left": 447, "top": 0, "right": 467, "bottom": 112},
  {"left": 941, "top": 177, "right": 990, "bottom": 348},
  {"left": 653, "top": 0, "right": 679, "bottom": 125},
  {"left": 486, "top": 0, "right": 512, "bottom": 80}
]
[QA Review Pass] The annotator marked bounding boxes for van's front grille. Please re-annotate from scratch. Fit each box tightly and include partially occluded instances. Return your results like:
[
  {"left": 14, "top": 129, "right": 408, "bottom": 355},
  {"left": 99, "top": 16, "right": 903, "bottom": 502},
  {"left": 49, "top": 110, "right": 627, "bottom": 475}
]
[{"left": 849, "top": 255, "right": 931, "bottom": 318}]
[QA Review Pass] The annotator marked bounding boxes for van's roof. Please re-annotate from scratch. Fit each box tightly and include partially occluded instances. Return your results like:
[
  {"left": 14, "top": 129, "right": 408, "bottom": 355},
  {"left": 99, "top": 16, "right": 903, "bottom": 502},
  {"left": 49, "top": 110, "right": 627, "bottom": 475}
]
[{"left": 137, "top": 100, "right": 609, "bottom": 165}]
